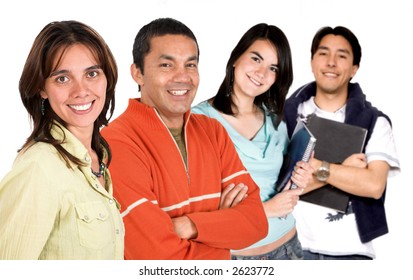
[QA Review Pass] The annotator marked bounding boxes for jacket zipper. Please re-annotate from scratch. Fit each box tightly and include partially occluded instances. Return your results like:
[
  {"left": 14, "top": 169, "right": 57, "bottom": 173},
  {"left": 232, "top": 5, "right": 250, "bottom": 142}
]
[{"left": 153, "top": 108, "right": 191, "bottom": 186}]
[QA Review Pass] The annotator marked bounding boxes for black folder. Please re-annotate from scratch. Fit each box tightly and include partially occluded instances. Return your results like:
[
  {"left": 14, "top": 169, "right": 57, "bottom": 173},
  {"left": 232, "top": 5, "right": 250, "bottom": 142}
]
[{"left": 300, "top": 114, "right": 367, "bottom": 212}]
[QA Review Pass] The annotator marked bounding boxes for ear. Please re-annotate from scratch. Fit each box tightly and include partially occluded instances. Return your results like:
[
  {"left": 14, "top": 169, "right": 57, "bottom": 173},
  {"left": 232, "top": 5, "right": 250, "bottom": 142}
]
[
  {"left": 350, "top": 65, "right": 359, "bottom": 79},
  {"left": 40, "top": 91, "right": 48, "bottom": 99},
  {"left": 130, "top": 63, "right": 144, "bottom": 86},
  {"left": 310, "top": 58, "right": 316, "bottom": 75}
]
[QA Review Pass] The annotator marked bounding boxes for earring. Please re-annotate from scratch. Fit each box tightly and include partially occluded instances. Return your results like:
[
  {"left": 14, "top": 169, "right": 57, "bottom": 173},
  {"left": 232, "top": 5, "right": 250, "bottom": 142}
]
[
  {"left": 226, "top": 89, "right": 232, "bottom": 97},
  {"left": 227, "top": 68, "right": 234, "bottom": 97},
  {"left": 41, "top": 98, "right": 45, "bottom": 116}
]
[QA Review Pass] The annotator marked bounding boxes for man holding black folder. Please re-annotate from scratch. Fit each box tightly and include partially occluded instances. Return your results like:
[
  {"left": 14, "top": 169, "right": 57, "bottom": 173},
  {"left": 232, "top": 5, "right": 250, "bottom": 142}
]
[{"left": 284, "top": 26, "right": 400, "bottom": 260}]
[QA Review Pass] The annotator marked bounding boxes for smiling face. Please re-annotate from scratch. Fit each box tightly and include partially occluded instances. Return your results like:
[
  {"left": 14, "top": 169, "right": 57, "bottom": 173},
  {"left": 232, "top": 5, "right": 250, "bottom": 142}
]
[
  {"left": 232, "top": 39, "right": 278, "bottom": 100},
  {"left": 40, "top": 44, "right": 107, "bottom": 136},
  {"left": 311, "top": 34, "right": 359, "bottom": 96},
  {"left": 131, "top": 34, "right": 199, "bottom": 128}
]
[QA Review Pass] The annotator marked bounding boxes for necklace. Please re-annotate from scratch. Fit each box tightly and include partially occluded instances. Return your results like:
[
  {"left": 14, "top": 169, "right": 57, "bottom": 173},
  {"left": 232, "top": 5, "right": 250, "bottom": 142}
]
[{"left": 91, "top": 162, "right": 105, "bottom": 178}]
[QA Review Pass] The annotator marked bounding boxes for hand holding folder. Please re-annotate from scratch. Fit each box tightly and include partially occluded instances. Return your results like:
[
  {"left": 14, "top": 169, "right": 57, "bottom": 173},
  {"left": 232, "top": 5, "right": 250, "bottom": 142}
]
[{"left": 276, "top": 120, "right": 316, "bottom": 192}]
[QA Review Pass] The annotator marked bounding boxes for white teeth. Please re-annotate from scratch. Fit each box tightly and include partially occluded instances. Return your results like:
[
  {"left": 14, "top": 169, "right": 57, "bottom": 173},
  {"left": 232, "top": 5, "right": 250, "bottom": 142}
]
[
  {"left": 250, "top": 77, "right": 262, "bottom": 86},
  {"left": 170, "top": 90, "right": 187, "bottom": 96},
  {"left": 69, "top": 102, "right": 92, "bottom": 111}
]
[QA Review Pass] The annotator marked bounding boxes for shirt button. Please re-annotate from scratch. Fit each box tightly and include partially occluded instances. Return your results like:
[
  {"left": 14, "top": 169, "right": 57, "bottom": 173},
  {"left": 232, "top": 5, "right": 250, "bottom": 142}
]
[
  {"left": 85, "top": 156, "right": 90, "bottom": 162},
  {"left": 84, "top": 215, "right": 89, "bottom": 221},
  {"left": 95, "top": 184, "right": 99, "bottom": 189},
  {"left": 109, "top": 199, "right": 114, "bottom": 204},
  {"left": 99, "top": 213, "right": 105, "bottom": 218},
  {"left": 115, "top": 229, "right": 120, "bottom": 234}
]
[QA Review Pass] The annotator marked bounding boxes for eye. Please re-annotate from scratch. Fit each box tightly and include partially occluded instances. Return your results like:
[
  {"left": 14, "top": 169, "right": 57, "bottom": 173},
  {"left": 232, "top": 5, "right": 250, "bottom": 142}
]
[
  {"left": 87, "top": 70, "right": 99, "bottom": 78},
  {"left": 186, "top": 62, "right": 198, "bottom": 69},
  {"left": 56, "top": 76, "right": 69, "bottom": 83},
  {"left": 160, "top": 63, "right": 172, "bottom": 68},
  {"left": 251, "top": 56, "right": 261, "bottom": 63},
  {"left": 270, "top": 66, "right": 279, "bottom": 73}
]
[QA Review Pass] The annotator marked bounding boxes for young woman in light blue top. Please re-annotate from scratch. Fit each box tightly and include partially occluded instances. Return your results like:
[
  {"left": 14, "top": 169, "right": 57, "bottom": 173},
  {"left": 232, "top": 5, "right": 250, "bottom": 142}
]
[{"left": 192, "top": 23, "right": 313, "bottom": 260}]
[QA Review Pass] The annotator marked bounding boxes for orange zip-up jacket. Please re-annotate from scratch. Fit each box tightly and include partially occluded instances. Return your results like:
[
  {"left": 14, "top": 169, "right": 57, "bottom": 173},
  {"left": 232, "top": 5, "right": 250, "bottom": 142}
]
[{"left": 102, "top": 99, "right": 268, "bottom": 259}]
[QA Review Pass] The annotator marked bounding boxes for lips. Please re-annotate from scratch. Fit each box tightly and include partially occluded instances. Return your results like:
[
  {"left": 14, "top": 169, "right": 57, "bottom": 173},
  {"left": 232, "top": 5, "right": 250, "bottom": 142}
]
[
  {"left": 249, "top": 76, "right": 262, "bottom": 86},
  {"left": 323, "top": 72, "right": 339, "bottom": 78},
  {"left": 68, "top": 101, "right": 93, "bottom": 111},
  {"left": 168, "top": 90, "right": 188, "bottom": 96},
  {"left": 246, "top": 73, "right": 263, "bottom": 87}
]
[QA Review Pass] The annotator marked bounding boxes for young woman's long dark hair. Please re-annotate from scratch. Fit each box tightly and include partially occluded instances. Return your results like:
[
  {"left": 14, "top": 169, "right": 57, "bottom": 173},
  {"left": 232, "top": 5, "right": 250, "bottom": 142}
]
[
  {"left": 212, "top": 23, "right": 293, "bottom": 129},
  {"left": 19, "top": 20, "right": 117, "bottom": 167}
]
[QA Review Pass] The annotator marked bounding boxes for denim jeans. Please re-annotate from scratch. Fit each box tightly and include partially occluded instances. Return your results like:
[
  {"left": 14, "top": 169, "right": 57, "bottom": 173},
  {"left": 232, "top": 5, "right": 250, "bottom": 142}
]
[
  {"left": 231, "top": 233, "right": 303, "bottom": 260},
  {"left": 303, "top": 250, "right": 372, "bottom": 260}
]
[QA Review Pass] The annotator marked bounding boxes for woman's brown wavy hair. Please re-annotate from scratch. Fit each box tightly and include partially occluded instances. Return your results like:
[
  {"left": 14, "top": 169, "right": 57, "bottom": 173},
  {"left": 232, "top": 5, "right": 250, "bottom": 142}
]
[{"left": 19, "top": 20, "right": 117, "bottom": 167}]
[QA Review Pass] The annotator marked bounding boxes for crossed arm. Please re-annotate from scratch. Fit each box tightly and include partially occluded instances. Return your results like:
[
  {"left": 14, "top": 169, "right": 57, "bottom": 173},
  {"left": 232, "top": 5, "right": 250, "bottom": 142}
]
[
  {"left": 174, "top": 161, "right": 315, "bottom": 225},
  {"left": 302, "top": 153, "right": 390, "bottom": 199},
  {"left": 172, "top": 182, "right": 250, "bottom": 239}
]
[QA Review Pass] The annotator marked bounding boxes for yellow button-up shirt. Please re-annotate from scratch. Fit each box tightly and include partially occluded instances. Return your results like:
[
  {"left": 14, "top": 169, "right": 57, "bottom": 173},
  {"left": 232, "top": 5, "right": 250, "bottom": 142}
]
[{"left": 0, "top": 124, "right": 124, "bottom": 259}]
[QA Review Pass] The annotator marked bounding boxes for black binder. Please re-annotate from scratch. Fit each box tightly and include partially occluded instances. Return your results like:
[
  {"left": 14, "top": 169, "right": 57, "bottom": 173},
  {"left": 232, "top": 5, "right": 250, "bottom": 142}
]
[
  {"left": 300, "top": 114, "right": 367, "bottom": 212},
  {"left": 276, "top": 120, "right": 316, "bottom": 192}
]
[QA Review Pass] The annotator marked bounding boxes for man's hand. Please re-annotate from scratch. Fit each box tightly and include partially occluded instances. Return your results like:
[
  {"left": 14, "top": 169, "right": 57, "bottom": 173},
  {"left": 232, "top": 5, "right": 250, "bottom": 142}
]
[
  {"left": 171, "top": 216, "right": 198, "bottom": 240},
  {"left": 342, "top": 153, "right": 367, "bottom": 168},
  {"left": 219, "top": 183, "right": 248, "bottom": 209},
  {"left": 171, "top": 183, "right": 249, "bottom": 240}
]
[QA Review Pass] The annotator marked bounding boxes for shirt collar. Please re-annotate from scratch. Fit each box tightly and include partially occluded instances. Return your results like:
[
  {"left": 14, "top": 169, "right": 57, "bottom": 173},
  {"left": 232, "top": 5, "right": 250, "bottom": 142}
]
[
  {"left": 308, "top": 96, "right": 346, "bottom": 122},
  {"left": 49, "top": 122, "right": 103, "bottom": 168}
]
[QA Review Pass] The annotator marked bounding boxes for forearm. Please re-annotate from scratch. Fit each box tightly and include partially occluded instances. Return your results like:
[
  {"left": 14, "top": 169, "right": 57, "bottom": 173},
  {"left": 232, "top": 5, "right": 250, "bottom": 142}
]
[
  {"left": 328, "top": 163, "right": 388, "bottom": 198},
  {"left": 313, "top": 159, "right": 389, "bottom": 199},
  {"left": 123, "top": 203, "right": 228, "bottom": 259},
  {"left": 188, "top": 187, "right": 267, "bottom": 250}
]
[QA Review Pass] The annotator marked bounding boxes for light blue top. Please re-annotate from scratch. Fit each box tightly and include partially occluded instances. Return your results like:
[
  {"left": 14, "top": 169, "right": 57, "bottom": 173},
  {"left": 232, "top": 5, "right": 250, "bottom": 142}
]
[{"left": 192, "top": 101, "right": 295, "bottom": 250}]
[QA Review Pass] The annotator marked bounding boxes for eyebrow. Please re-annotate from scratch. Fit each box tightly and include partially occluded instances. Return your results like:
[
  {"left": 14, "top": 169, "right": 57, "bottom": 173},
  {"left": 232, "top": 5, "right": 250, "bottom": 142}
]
[
  {"left": 250, "top": 51, "right": 278, "bottom": 68},
  {"left": 49, "top": 64, "right": 102, "bottom": 77},
  {"left": 318, "top": 46, "right": 351, "bottom": 55},
  {"left": 159, "top": 54, "right": 198, "bottom": 62}
]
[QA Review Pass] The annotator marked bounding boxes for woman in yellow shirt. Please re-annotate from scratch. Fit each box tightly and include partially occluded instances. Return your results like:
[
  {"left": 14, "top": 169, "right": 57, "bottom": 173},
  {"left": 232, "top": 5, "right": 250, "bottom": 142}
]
[{"left": 0, "top": 20, "right": 124, "bottom": 259}]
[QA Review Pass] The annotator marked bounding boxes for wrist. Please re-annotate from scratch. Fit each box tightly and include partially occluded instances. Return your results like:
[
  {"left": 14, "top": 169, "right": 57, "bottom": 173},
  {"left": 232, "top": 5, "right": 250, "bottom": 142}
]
[
  {"left": 172, "top": 216, "right": 198, "bottom": 240},
  {"left": 315, "top": 160, "right": 330, "bottom": 182}
]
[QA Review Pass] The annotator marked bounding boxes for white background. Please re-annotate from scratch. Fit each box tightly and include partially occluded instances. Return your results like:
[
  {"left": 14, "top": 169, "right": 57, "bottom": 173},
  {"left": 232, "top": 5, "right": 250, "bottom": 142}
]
[{"left": 0, "top": 0, "right": 411, "bottom": 277}]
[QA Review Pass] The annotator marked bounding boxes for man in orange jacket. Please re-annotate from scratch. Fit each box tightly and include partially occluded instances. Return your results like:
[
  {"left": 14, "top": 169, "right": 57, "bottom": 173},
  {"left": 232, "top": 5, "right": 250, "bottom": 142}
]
[{"left": 102, "top": 17, "right": 268, "bottom": 259}]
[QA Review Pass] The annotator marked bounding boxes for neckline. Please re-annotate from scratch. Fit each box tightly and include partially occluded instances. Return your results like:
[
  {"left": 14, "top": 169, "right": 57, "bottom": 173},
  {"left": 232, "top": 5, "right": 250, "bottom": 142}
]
[{"left": 205, "top": 101, "right": 266, "bottom": 142}]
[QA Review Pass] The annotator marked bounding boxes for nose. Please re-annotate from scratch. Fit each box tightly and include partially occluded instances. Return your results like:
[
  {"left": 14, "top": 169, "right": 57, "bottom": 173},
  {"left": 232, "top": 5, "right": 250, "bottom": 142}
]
[
  {"left": 71, "top": 79, "right": 89, "bottom": 97},
  {"left": 327, "top": 54, "right": 336, "bottom": 67},
  {"left": 255, "top": 66, "right": 266, "bottom": 79},
  {"left": 173, "top": 66, "right": 192, "bottom": 82}
]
